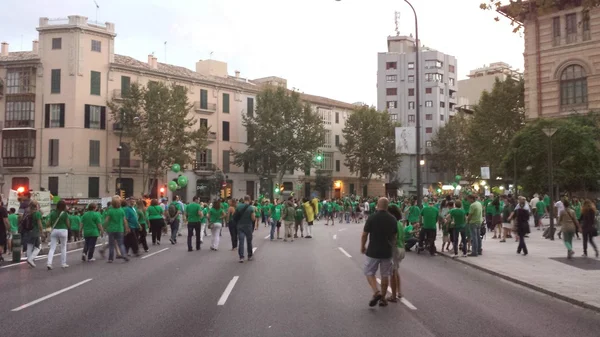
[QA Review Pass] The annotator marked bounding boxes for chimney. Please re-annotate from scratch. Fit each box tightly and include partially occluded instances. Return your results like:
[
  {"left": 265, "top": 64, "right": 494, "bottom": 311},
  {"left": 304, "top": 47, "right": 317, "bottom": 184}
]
[
  {"left": 32, "top": 40, "right": 39, "bottom": 54},
  {"left": 235, "top": 70, "right": 240, "bottom": 78},
  {"left": 148, "top": 54, "right": 153, "bottom": 67},
  {"left": 1, "top": 42, "right": 8, "bottom": 57},
  {"left": 152, "top": 56, "right": 158, "bottom": 69}
]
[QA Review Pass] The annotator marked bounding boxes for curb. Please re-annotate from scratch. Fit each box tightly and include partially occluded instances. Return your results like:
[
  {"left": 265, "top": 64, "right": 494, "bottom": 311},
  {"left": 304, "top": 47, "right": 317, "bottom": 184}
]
[{"left": 438, "top": 251, "right": 600, "bottom": 314}]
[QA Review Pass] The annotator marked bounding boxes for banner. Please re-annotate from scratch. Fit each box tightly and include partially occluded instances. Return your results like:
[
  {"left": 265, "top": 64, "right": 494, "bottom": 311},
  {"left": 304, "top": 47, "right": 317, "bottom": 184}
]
[
  {"left": 31, "top": 191, "right": 52, "bottom": 215},
  {"left": 481, "top": 167, "right": 490, "bottom": 180},
  {"left": 395, "top": 127, "right": 417, "bottom": 155},
  {"left": 7, "top": 190, "right": 20, "bottom": 213}
]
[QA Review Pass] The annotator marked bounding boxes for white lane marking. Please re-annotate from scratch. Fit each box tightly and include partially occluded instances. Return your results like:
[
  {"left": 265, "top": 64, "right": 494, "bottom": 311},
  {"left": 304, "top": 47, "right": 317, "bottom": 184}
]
[
  {"left": 376, "top": 278, "right": 417, "bottom": 310},
  {"left": 217, "top": 276, "right": 239, "bottom": 305},
  {"left": 338, "top": 228, "right": 347, "bottom": 232},
  {"left": 333, "top": 234, "right": 337, "bottom": 240},
  {"left": 264, "top": 235, "right": 270, "bottom": 239},
  {"left": 0, "top": 245, "right": 102, "bottom": 269},
  {"left": 141, "top": 248, "right": 169, "bottom": 259},
  {"left": 11, "top": 279, "right": 93, "bottom": 312},
  {"left": 338, "top": 247, "right": 352, "bottom": 258},
  {"left": 252, "top": 247, "right": 257, "bottom": 253}
]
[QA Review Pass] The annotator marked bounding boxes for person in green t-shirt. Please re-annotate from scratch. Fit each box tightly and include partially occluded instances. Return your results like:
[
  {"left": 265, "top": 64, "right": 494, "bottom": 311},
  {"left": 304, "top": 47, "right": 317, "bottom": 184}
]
[
  {"left": 81, "top": 203, "right": 103, "bottom": 261},
  {"left": 147, "top": 199, "right": 166, "bottom": 245},
  {"left": 407, "top": 201, "right": 421, "bottom": 225},
  {"left": 466, "top": 195, "right": 483, "bottom": 256},
  {"left": 69, "top": 211, "right": 82, "bottom": 242},
  {"left": 208, "top": 200, "right": 226, "bottom": 250},
  {"left": 46, "top": 200, "right": 71, "bottom": 269},
  {"left": 387, "top": 204, "right": 405, "bottom": 302},
  {"left": 535, "top": 199, "right": 546, "bottom": 228},
  {"left": 22, "top": 202, "right": 44, "bottom": 267},
  {"left": 136, "top": 199, "right": 149, "bottom": 252},
  {"left": 185, "top": 196, "right": 203, "bottom": 251},
  {"left": 269, "top": 200, "right": 283, "bottom": 240},
  {"left": 419, "top": 201, "right": 439, "bottom": 255},
  {"left": 254, "top": 202, "right": 261, "bottom": 231},
  {"left": 447, "top": 200, "right": 467, "bottom": 257},
  {"left": 102, "top": 197, "right": 130, "bottom": 263},
  {"left": 7, "top": 208, "right": 18, "bottom": 255},
  {"left": 294, "top": 204, "right": 305, "bottom": 238}
]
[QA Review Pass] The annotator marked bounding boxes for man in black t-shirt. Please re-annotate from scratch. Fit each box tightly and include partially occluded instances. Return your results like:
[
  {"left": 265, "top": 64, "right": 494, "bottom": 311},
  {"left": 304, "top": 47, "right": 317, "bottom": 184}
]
[
  {"left": 0, "top": 200, "right": 9, "bottom": 263},
  {"left": 360, "top": 197, "right": 397, "bottom": 307}
]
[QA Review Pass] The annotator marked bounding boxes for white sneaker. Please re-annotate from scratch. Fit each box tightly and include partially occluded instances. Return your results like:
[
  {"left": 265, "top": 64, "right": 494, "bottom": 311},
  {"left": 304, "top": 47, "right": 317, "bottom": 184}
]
[
  {"left": 27, "top": 259, "right": 36, "bottom": 268},
  {"left": 452, "top": 254, "right": 458, "bottom": 258},
  {"left": 61, "top": 264, "right": 69, "bottom": 268},
  {"left": 88, "top": 258, "right": 96, "bottom": 262}
]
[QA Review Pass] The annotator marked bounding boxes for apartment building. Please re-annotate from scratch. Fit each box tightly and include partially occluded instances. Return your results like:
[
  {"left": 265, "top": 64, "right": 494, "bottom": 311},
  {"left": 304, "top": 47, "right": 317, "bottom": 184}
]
[
  {"left": 500, "top": 3, "right": 600, "bottom": 119},
  {"left": 0, "top": 15, "right": 383, "bottom": 203},
  {"left": 458, "top": 62, "right": 522, "bottom": 107},
  {"left": 376, "top": 35, "right": 458, "bottom": 194}
]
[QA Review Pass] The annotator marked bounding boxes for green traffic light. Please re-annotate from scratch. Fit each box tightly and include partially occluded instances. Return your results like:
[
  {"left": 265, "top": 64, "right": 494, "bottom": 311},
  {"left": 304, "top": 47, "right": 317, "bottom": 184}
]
[
  {"left": 275, "top": 187, "right": 280, "bottom": 193},
  {"left": 316, "top": 155, "right": 323, "bottom": 161}
]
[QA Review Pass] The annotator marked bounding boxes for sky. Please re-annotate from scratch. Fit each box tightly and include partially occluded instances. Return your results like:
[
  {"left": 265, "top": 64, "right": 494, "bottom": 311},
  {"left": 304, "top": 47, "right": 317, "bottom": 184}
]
[{"left": 1, "top": 0, "right": 524, "bottom": 105}]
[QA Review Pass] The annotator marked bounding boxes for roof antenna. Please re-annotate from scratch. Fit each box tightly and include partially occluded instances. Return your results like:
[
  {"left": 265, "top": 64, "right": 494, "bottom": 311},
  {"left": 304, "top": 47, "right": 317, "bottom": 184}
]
[
  {"left": 94, "top": 1, "right": 100, "bottom": 23},
  {"left": 394, "top": 11, "right": 400, "bottom": 36}
]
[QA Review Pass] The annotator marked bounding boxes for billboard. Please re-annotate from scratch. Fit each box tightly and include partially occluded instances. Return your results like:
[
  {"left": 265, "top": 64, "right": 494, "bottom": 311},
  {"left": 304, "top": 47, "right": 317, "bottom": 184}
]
[{"left": 395, "top": 127, "right": 416, "bottom": 155}]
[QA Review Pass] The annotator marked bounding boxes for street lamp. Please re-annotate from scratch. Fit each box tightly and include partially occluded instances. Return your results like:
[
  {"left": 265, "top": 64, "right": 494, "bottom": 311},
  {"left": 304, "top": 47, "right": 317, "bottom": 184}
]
[
  {"left": 542, "top": 127, "right": 558, "bottom": 240},
  {"left": 117, "top": 108, "right": 125, "bottom": 195}
]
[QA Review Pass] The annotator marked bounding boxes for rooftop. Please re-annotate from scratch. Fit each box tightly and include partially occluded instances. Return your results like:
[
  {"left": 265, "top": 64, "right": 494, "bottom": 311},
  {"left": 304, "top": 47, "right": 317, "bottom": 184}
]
[
  {"left": 0, "top": 51, "right": 40, "bottom": 63},
  {"left": 498, "top": 0, "right": 586, "bottom": 23}
]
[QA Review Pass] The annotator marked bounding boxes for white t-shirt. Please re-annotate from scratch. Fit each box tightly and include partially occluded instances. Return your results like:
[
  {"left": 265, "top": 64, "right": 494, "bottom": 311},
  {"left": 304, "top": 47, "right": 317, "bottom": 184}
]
[
  {"left": 363, "top": 202, "right": 370, "bottom": 212},
  {"left": 530, "top": 197, "right": 539, "bottom": 210},
  {"left": 554, "top": 201, "right": 564, "bottom": 217}
]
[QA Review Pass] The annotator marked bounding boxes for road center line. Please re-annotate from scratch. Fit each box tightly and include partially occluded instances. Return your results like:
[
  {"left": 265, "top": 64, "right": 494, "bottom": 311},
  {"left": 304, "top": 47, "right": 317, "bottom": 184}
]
[
  {"left": 252, "top": 247, "right": 257, "bottom": 253},
  {"left": 12, "top": 279, "right": 93, "bottom": 312},
  {"left": 376, "top": 278, "right": 417, "bottom": 310},
  {"left": 141, "top": 248, "right": 169, "bottom": 259},
  {"left": 338, "top": 228, "right": 347, "bottom": 232},
  {"left": 217, "top": 276, "right": 239, "bottom": 305},
  {"left": 333, "top": 234, "right": 337, "bottom": 240},
  {"left": 338, "top": 247, "right": 352, "bottom": 258}
]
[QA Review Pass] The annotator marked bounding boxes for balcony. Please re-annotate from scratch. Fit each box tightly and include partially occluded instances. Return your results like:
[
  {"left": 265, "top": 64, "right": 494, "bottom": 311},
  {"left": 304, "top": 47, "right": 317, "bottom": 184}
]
[
  {"left": 112, "top": 123, "right": 122, "bottom": 132},
  {"left": 4, "top": 120, "right": 35, "bottom": 129},
  {"left": 112, "top": 89, "right": 124, "bottom": 100},
  {"left": 193, "top": 162, "right": 217, "bottom": 175},
  {"left": 112, "top": 158, "right": 141, "bottom": 172},
  {"left": 3, "top": 157, "right": 34, "bottom": 168},
  {"left": 207, "top": 132, "right": 217, "bottom": 141},
  {"left": 194, "top": 101, "right": 217, "bottom": 114}
]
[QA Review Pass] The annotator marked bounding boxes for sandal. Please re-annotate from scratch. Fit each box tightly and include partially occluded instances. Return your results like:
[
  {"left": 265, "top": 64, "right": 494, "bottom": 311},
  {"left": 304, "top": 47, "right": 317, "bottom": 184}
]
[
  {"left": 386, "top": 296, "right": 398, "bottom": 303},
  {"left": 379, "top": 299, "right": 388, "bottom": 307},
  {"left": 369, "top": 292, "right": 383, "bottom": 307}
]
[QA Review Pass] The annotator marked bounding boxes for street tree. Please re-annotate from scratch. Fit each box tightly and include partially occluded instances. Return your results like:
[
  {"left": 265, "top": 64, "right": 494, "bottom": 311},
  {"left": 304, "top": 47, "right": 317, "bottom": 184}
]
[
  {"left": 467, "top": 76, "right": 525, "bottom": 179},
  {"left": 339, "top": 106, "right": 402, "bottom": 194},
  {"left": 314, "top": 170, "right": 333, "bottom": 198},
  {"left": 429, "top": 113, "right": 472, "bottom": 179},
  {"left": 231, "top": 86, "right": 325, "bottom": 195},
  {"left": 108, "top": 82, "right": 209, "bottom": 195}
]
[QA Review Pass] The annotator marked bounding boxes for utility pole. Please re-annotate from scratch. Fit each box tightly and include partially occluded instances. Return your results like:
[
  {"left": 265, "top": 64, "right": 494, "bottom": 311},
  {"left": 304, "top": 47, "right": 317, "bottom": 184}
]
[{"left": 543, "top": 127, "right": 557, "bottom": 240}]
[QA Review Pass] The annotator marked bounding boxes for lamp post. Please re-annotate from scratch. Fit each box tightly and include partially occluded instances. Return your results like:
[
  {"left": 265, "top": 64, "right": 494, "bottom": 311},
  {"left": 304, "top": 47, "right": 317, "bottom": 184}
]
[
  {"left": 116, "top": 108, "right": 124, "bottom": 195},
  {"left": 542, "top": 127, "right": 557, "bottom": 240}
]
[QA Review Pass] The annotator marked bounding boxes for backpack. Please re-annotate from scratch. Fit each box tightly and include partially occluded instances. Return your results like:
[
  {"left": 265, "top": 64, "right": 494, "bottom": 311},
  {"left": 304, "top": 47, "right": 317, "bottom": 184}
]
[
  {"left": 19, "top": 213, "right": 34, "bottom": 232},
  {"left": 168, "top": 203, "right": 179, "bottom": 220}
]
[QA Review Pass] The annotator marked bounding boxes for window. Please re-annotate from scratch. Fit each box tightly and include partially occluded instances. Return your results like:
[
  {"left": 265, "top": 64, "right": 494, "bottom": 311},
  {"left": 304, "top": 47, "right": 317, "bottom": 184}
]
[
  {"left": 52, "top": 38, "right": 62, "bottom": 50},
  {"left": 5, "top": 100, "right": 35, "bottom": 128},
  {"left": 425, "top": 87, "right": 432, "bottom": 94},
  {"left": 85, "top": 105, "right": 106, "bottom": 129},
  {"left": 552, "top": 16, "right": 561, "bottom": 46},
  {"left": 426, "top": 114, "right": 433, "bottom": 120},
  {"left": 2, "top": 130, "right": 36, "bottom": 166},
  {"left": 387, "top": 101, "right": 397, "bottom": 109},
  {"left": 408, "top": 88, "right": 415, "bottom": 96},
  {"left": 89, "top": 140, "right": 100, "bottom": 166},
  {"left": 408, "top": 115, "right": 415, "bottom": 123},
  {"left": 88, "top": 177, "right": 100, "bottom": 198},
  {"left": 425, "top": 127, "right": 433, "bottom": 134},
  {"left": 335, "top": 134, "right": 340, "bottom": 146},
  {"left": 426, "top": 140, "right": 432, "bottom": 147},
  {"left": 425, "top": 73, "right": 443, "bottom": 82},
  {"left": 335, "top": 112, "right": 339, "bottom": 123},
  {"left": 196, "top": 149, "right": 213, "bottom": 164},
  {"left": 316, "top": 152, "right": 334, "bottom": 171},
  {"left": 223, "top": 150, "right": 230, "bottom": 173},
  {"left": 583, "top": 14, "right": 591, "bottom": 41},
  {"left": 48, "top": 177, "right": 59, "bottom": 196},
  {"left": 247, "top": 97, "right": 254, "bottom": 117},
  {"left": 449, "top": 78, "right": 455, "bottom": 86},
  {"left": 323, "top": 130, "right": 332, "bottom": 148},
  {"left": 45, "top": 104, "right": 65, "bottom": 128},
  {"left": 408, "top": 62, "right": 415, "bottom": 69},
  {"left": 408, "top": 75, "right": 414, "bottom": 83},
  {"left": 335, "top": 160, "right": 340, "bottom": 172},
  {"left": 6, "top": 68, "right": 34, "bottom": 94},
  {"left": 200, "top": 118, "right": 208, "bottom": 129},
  {"left": 386, "top": 88, "right": 397, "bottom": 95},
  {"left": 48, "top": 139, "right": 59, "bottom": 166},
  {"left": 440, "top": 102, "right": 446, "bottom": 108},
  {"left": 440, "top": 88, "right": 445, "bottom": 95},
  {"left": 222, "top": 121, "right": 230, "bottom": 141},
  {"left": 121, "top": 76, "right": 131, "bottom": 96},
  {"left": 222, "top": 93, "right": 230, "bottom": 113},
  {"left": 51, "top": 69, "right": 61, "bottom": 94},
  {"left": 560, "top": 64, "right": 587, "bottom": 106},
  {"left": 566, "top": 13, "right": 577, "bottom": 44},
  {"left": 319, "top": 108, "right": 332, "bottom": 124},
  {"left": 91, "top": 40, "right": 101, "bottom": 52},
  {"left": 408, "top": 102, "right": 415, "bottom": 109},
  {"left": 386, "top": 75, "right": 397, "bottom": 82},
  {"left": 90, "top": 71, "right": 101, "bottom": 95},
  {"left": 424, "top": 60, "right": 443, "bottom": 69},
  {"left": 200, "top": 89, "right": 208, "bottom": 110},
  {"left": 386, "top": 62, "right": 397, "bottom": 70},
  {"left": 425, "top": 101, "right": 433, "bottom": 107},
  {"left": 440, "top": 114, "right": 445, "bottom": 121},
  {"left": 349, "top": 183, "right": 355, "bottom": 195},
  {"left": 449, "top": 65, "right": 455, "bottom": 73},
  {"left": 390, "top": 114, "right": 398, "bottom": 121}
]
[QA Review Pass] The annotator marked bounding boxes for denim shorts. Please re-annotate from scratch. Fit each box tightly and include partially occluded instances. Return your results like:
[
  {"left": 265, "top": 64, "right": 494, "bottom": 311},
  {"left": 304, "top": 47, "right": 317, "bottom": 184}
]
[{"left": 363, "top": 256, "right": 393, "bottom": 277}]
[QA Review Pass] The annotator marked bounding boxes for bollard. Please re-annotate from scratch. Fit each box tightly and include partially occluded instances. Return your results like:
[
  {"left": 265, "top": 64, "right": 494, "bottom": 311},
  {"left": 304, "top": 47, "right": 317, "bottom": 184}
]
[{"left": 12, "top": 233, "right": 22, "bottom": 263}]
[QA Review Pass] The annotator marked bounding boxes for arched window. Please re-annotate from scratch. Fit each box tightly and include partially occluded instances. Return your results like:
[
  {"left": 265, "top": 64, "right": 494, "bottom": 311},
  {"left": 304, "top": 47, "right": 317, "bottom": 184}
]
[{"left": 560, "top": 65, "right": 587, "bottom": 106}]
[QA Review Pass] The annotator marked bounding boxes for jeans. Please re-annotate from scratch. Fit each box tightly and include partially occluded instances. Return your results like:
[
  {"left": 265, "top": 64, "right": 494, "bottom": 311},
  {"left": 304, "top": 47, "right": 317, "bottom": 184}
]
[
  {"left": 344, "top": 212, "right": 350, "bottom": 223},
  {"left": 469, "top": 224, "right": 482, "bottom": 255},
  {"left": 517, "top": 233, "right": 528, "bottom": 254},
  {"left": 188, "top": 222, "right": 201, "bottom": 250},
  {"left": 228, "top": 221, "right": 238, "bottom": 249},
  {"left": 453, "top": 228, "right": 467, "bottom": 255},
  {"left": 47, "top": 229, "right": 68, "bottom": 267},
  {"left": 269, "top": 219, "right": 276, "bottom": 240},
  {"left": 211, "top": 223, "right": 222, "bottom": 249},
  {"left": 583, "top": 232, "right": 598, "bottom": 255},
  {"left": 108, "top": 232, "right": 127, "bottom": 261},
  {"left": 170, "top": 218, "right": 180, "bottom": 243},
  {"left": 125, "top": 228, "right": 140, "bottom": 255},
  {"left": 83, "top": 236, "right": 98, "bottom": 259},
  {"left": 418, "top": 228, "right": 436, "bottom": 255},
  {"left": 238, "top": 225, "right": 253, "bottom": 258},
  {"left": 405, "top": 237, "right": 418, "bottom": 251},
  {"left": 150, "top": 219, "right": 164, "bottom": 244}
]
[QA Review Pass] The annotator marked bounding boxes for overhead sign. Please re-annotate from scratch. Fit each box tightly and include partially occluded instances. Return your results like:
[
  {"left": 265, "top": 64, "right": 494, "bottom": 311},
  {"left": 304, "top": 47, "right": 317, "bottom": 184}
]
[{"left": 395, "top": 127, "right": 416, "bottom": 155}]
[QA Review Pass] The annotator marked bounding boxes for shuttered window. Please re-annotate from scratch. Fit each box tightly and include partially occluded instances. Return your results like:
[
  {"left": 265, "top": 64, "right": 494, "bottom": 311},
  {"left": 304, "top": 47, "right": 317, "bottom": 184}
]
[
  {"left": 48, "top": 139, "right": 59, "bottom": 166},
  {"left": 51, "top": 69, "right": 61, "bottom": 94},
  {"left": 223, "top": 93, "right": 230, "bottom": 113},
  {"left": 90, "top": 71, "right": 101, "bottom": 95},
  {"left": 89, "top": 140, "right": 100, "bottom": 166}
]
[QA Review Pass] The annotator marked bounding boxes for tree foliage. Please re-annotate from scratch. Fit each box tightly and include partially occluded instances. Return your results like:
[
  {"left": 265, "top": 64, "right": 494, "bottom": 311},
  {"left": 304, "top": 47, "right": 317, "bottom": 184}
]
[
  {"left": 314, "top": 170, "right": 333, "bottom": 198},
  {"left": 429, "top": 114, "right": 472, "bottom": 178},
  {"left": 231, "top": 86, "right": 325, "bottom": 189},
  {"left": 107, "top": 82, "right": 209, "bottom": 194},
  {"left": 339, "top": 106, "right": 402, "bottom": 190}
]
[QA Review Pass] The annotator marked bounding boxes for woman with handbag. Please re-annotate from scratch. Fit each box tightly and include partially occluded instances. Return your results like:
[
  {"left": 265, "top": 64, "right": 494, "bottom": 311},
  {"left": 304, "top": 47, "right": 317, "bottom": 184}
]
[
  {"left": 558, "top": 199, "right": 582, "bottom": 259},
  {"left": 580, "top": 199, "right": 598, "bottom": 258},
  {"left": 47, "top": 200, "right": 71, "bottom": 270}
]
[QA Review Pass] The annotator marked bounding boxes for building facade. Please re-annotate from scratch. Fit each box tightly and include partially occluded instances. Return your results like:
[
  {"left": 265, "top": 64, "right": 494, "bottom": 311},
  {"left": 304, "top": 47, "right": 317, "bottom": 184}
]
[
  {"left": 0, "top": 15, "right": 383, "bottom": 203},
  {"left": 376, "top": 35, "right": 458, "bottom": 194},
  {"left": 501, "top": 4, "right": 600, "bottom": 119},
  {"left": 458, "top": 62, "right": 522, "bottom": 107}
]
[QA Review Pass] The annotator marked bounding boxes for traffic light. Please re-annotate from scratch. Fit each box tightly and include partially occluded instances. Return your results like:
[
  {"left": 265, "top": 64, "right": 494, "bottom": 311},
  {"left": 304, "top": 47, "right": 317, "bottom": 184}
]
[
  {"left": 274, "top": 186, "right": 280, "bottom": 193},
  {"left": 226, "top": 187, "right": 232, "bottom": 198},
  {"left": 120, "top": 189, "right": 125, "bottom": 199},
  {"left": 159, "top": 186, "right": 165, "bottom": 198},
  {"left": 220, "top": 189, "right": 225, "bottom": 198},
  {"left": 315, "top": 153, "right": 323, "bottom": 162},
  {"left": 16, "top": 186, "right": 25, "bottom": 194},
  {"left": 279, "top": 184, "right": 285, "bottom": 192}
]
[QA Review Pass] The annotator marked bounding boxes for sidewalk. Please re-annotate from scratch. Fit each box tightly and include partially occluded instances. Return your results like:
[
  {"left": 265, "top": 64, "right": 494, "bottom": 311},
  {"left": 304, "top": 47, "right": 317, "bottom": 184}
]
[{"left": 439, "top": 219, "right": 600, "bottom": 312}]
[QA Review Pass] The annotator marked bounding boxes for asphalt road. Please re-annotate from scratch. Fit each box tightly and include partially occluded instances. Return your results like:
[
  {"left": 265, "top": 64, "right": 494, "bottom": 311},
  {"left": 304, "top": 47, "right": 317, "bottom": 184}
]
[{"left": 2, "top": 219, "right": 600, "bottom": 337}]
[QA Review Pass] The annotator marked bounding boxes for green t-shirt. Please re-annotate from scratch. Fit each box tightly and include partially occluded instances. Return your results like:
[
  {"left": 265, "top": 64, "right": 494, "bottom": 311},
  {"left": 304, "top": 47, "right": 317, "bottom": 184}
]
[
  {"left": 137, "top": 209, "right": 147, "bottom": 225},
  {"left": 209, "top": 207, "right": 225, "bottom": 223},
  {"left": 200, "top": 207, "right": 208, "bottom": 224},
  {"left": 104, "top": 207, "right": 126, "bottom": 233},
  {"left": 326, "top": 203, "right": 333, "bottom": 212},
  {"left": 30, "top": 211, "right": 42, "bottom": 236},
  {"left": 462, "top": 199, "right": 471, "bottom": 213},
  {"left": 185, "top": 202, "right": 202, "bottom": 223},
  {"left": 396, "top": 220, "right": 405, "bottom": 249},
  {"left": 369, "top": 202, "right": 376, "bottom": 212},
  {"left": 147, "top": 205, "right": 164, "bottom": 220},
  {"left": 543, "top": 195, "right": 550, "bottom": 207},
  {"left": 82, "top": 211, "right": 102, "bottom": 237},
  {"left": 421, "top": 206, "right": 439, "bottom": 230},
  {"left": 536, "top": 201, "right": 546, "bottom": 216},
  {"left": 69, "top": 215, "right": 81, "bottom": 231},
  {"left": 255, "top": 205, "right": 261, "bottom": 218},
  {"left": 8, "top": 213, "right": 18, "bottom": 233},
  {"left": 485, "top": 203, "right": 495, "bottom": 215},
  {"left": 468, "top": 201, "right": 483, "bottom": 225},
  {"left": 404, "top": 224, "right": 414, "bottom": 241},
  {"left": 449, "top": 208, "right": 466, "bottom": 230},
  {"left": 407, "top": 205, "right": 420, "bottom": 223},
  {"left": 49, "top": 210, "right": 69, "bottom": 230},
  {"left": 295, "top": 207, "right": 304, "bottom": 221},
  {"left": 271, "top": 204, "right": 282, "bottom": 221}
]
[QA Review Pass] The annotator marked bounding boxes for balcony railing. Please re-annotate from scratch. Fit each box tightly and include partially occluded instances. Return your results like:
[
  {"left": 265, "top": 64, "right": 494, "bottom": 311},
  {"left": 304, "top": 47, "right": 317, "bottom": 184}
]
[
  {"left": 207, "top": 132, "right": 217, "bottom": 141},
  {"left": 193, "top": 162, "right": 217, "bottom": 172},
  {"left": 3, "top": 157, "right": 34, "bottom": 167},
  {"left": 194, "top": 101, "right": 217, "bottom": 114},
  {"left": 112, "top": 159, "right": 141, "bottom": 168},
  {"left": 112, "top": 123, "right": 122, "bottom": 131},
  {"left": 4, "top": 120, "right": 35, "bottom": 128}
]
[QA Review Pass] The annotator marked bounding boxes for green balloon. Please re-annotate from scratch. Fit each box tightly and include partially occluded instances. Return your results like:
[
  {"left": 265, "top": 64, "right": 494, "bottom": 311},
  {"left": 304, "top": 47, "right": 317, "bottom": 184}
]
[
  {"left": 168, "top": 181, "right": 178, "bottom": 191},
  {"left": 452, "top": 182, "right": 458, "bottom": 188},
  {"left": 177, "top": 175, "right": 188, "bottom": 187},
  {"left": 172, "top": 163, "right": 181, "bottom": 173},
  {"left": 455, "top": 175, "right": 462, "bottom": 182}
]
